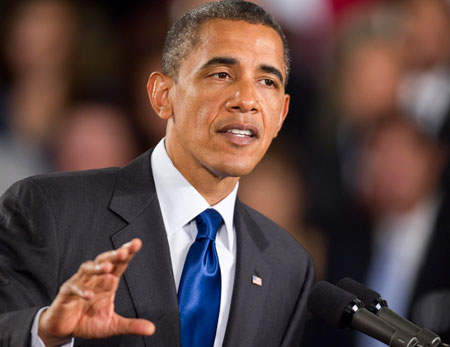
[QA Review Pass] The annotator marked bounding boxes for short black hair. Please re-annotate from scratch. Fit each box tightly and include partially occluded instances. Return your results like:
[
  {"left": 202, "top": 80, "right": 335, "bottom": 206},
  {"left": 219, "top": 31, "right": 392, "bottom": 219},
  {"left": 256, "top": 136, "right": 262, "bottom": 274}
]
[{"left": 162, "top": 0, "right": 290, "bottom": 84}]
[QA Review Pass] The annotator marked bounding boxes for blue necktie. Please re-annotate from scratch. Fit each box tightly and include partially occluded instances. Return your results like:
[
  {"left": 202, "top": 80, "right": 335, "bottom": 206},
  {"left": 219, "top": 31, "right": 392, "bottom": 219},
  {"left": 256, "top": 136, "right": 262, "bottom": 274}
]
[{"left": 178, "top": 209, "right": 223, "bottom": 347}]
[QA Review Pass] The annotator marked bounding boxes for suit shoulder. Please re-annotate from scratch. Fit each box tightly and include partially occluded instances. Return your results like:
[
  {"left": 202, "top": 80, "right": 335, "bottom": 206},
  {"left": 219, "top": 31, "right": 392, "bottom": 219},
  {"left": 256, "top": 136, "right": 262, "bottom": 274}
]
[
  {"left": 1, "top": 168, "right": 122, "bottom": 213},
  {"left": 10, "top": 149, "right": 153, "bottom": 198},
  {"left": 15, "top": 168, "right": 119, "bottom": 194}
]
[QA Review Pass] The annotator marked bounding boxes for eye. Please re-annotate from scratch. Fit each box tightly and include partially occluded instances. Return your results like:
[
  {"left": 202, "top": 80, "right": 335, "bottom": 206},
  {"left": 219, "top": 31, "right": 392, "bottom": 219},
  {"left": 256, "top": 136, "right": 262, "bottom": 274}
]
[
  {"left": 212, "top": 72, "right": 231, "bottom": 79},
  {"left": 260, "top": 78, "right": 276, "bottom": 88}
]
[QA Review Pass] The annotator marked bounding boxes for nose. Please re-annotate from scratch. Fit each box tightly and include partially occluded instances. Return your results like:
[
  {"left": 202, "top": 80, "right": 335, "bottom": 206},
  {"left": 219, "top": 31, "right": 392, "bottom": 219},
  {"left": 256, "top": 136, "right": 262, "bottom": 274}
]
[{"left": 225, "top": 79, "right": 259, "bottom": 113}]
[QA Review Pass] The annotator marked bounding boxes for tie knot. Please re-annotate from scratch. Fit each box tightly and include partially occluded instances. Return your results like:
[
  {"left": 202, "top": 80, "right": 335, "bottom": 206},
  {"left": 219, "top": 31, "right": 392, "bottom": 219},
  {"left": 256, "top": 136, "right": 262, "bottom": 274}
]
[{"left": 195, "top": 209, "right": 223, "bottom": 240}]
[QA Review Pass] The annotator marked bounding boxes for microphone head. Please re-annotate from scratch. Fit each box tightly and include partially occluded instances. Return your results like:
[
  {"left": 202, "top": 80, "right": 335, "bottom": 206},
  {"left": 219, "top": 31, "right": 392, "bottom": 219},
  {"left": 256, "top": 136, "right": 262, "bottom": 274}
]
[
  {"left": 336, "top": 278, "right": 387, "bottom": 309},
  {"left": 308, "top": 281, "right": 360, "bottom": 328}
]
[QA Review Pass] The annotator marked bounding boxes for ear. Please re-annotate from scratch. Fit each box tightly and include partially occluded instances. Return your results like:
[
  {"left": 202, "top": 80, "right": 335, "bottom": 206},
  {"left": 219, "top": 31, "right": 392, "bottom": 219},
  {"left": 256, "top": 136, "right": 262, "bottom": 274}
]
[
  {"left": 147, "top": 72, "right": 174, "bottom": 120},
  {"left": 273, "top": 94, "right": 290, "bottom": 138}
]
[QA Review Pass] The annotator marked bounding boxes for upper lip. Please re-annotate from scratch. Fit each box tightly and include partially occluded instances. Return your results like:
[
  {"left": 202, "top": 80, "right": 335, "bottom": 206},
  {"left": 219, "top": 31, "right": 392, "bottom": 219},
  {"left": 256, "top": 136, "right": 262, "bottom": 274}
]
[{"left": 218, "top": 123, "right": 259, "bottom": 138}]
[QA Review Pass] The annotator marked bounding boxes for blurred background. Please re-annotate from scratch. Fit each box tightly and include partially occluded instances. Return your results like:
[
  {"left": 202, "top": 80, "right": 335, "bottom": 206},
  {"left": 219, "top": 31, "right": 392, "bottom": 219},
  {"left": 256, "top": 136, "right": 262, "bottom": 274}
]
[{"left": 1, "top": 0, "right": 450, "bottom": 345}]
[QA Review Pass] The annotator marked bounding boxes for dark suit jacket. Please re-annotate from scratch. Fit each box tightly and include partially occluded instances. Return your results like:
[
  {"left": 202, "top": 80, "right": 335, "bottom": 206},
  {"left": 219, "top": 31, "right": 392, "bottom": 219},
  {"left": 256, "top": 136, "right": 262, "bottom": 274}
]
[{"left": 0, "top": 149, "right": 315, "bottom": 346}]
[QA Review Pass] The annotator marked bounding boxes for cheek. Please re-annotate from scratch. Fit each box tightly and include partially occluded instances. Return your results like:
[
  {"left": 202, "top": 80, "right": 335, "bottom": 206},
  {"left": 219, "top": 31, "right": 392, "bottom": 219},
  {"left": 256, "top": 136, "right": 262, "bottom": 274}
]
[
  {"left": 262, "top": 102, "right": 284, "bottom": 136},
  {"left": 179, "top": 88, "right": 220, "bottom": 128}
]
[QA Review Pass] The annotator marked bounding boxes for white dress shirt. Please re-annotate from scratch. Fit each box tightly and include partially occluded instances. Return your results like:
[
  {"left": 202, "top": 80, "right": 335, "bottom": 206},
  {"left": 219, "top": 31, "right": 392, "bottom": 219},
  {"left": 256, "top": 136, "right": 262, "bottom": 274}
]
[
  {"left": 152, "top": 138, "right": 237, "bottom": 347},
  {"left": 31, "top": 138, "right": 238, "bottom": 347}
]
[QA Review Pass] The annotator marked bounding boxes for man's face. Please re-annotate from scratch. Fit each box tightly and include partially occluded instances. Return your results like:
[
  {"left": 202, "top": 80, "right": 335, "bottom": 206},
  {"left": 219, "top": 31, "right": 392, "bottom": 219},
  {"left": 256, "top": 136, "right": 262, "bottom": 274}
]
[{"left": 164, "top": 19, "right": 289, "bottom": 181}]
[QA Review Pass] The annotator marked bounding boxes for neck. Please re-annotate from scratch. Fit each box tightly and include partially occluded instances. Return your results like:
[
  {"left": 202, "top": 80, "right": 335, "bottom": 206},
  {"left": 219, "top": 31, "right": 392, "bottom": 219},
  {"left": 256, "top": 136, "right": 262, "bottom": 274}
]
[
  {"left": 165, "top": 145, "right": 239, "bottom": 206},
  {"left": 194, "top": 176, "right": 239, "bottom": 206},
  {"left": 178, "top": 163, "right": 239, "bottom": 206}
]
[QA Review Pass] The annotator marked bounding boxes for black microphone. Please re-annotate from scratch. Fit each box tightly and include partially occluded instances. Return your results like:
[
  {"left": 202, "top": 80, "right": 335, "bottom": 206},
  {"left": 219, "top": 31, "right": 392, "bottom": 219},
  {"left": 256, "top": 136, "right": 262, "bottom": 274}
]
[
  {"left": 337, "top": 278, "right": 443, "bottom": 347},
  {"left": 308, "top": 281, "right": 419, "bottom": 347}
]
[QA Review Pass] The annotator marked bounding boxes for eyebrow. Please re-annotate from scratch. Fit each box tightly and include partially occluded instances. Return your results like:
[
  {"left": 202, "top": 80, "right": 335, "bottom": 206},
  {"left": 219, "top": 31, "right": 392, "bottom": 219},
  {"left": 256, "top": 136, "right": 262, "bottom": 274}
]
[
  {"left": 200, "top": 56, "right": 238, "bottom": 69},
  {"left": 260, "top": 64, "right": 284, "bottom": 84},
  {"left": 200, "top": 56, "right": 284, "bottom": 84}
]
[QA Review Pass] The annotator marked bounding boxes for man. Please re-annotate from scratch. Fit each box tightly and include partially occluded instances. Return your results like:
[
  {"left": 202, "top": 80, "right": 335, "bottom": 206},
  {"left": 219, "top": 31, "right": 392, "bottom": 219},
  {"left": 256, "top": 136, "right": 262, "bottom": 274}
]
[{"left": 0, "top": 1, "right": 314, "bottom": 346}]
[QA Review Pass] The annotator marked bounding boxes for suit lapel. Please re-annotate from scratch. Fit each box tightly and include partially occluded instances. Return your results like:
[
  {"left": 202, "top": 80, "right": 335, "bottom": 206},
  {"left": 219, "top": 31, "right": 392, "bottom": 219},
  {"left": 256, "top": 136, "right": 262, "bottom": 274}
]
[
  {"left": 108, "top": 151, "right": 273, "bottom": 346},
  {"left": 109, "top": 150, "right": 181, "bottom": 347},
  {"left": 223, "top": 201, "right": 271, "bottom": 346}
]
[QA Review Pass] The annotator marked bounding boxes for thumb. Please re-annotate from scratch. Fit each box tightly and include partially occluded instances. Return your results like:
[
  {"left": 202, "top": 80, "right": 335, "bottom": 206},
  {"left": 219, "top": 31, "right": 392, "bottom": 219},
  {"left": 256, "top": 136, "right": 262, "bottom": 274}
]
[{"left": 112, "top": 316, "right": 155, "bottom": 336}]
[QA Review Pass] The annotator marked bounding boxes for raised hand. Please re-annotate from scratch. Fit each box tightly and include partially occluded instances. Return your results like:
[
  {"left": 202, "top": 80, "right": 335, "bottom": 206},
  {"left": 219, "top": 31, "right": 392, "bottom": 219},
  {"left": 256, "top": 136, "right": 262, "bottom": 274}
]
[{"left": 38, "top": 238, "right": 155, "bottom": 347}]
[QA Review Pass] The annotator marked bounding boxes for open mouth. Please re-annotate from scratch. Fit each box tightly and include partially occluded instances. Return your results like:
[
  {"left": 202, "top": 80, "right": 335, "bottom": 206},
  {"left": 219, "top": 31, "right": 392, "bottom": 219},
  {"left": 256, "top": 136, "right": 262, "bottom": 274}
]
[
  {"left": 219, "top": 123, "right": 259, "bottom": 139},
  {"left": 226, "top": 129, "right": 254, "bottom": 137}
]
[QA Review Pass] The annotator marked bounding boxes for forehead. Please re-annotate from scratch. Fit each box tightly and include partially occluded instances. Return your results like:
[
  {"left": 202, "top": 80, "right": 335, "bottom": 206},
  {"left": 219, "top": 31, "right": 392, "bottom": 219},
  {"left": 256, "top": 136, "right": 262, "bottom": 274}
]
[{"left": 180, "top": 19, "right": 286, "bottom": 78}]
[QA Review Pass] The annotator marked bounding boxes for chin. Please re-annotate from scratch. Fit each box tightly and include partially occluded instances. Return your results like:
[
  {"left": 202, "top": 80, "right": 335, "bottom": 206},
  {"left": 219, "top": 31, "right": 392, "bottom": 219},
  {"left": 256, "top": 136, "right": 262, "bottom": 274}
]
[{"left": 209, "top": 159, "right": 258, "bottom": 179}]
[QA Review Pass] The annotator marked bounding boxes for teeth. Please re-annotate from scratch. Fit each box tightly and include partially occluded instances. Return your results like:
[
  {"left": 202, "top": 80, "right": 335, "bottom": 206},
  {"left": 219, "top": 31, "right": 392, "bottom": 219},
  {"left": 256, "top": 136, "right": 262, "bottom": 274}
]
[{"left": 227, "top": 129, "right": 252, "bottom": 137}]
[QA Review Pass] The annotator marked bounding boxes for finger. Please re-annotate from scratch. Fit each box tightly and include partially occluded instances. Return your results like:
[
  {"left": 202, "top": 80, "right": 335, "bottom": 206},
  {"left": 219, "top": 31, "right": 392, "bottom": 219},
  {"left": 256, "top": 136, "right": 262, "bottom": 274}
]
[
  {"left": 121, "top": 238, "right": 143, "bottom": 254},
  {"left": 112, "top": 316, "right": 155, "bottom": 337},
  {"left": 58, "top": 261, "right": 116, "bottom": 301},
  {"left": 95, "top": 238, "right": 142, "bottom": 264},
  {"left": 59, "top": 280, "right": 94, "bottom": 301},
  {"left": 95, "top": 249, "right": 126, "bottom": 264},
  {"left": 104, "top": 239, "right": 143, "bottom": 277},
  {"left": 57, "top": 240, "right": 142, "bottom": 300},
  {"left": 78, "top": 261, "right": 114, "bottom": 276}
]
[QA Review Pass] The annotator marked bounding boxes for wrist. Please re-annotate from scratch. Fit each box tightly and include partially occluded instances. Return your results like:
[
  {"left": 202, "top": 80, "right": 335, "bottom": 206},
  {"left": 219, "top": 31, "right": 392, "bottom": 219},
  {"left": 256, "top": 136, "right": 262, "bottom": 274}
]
[{"left": 38, "top": 309, "right": 72, "bottom": 347}]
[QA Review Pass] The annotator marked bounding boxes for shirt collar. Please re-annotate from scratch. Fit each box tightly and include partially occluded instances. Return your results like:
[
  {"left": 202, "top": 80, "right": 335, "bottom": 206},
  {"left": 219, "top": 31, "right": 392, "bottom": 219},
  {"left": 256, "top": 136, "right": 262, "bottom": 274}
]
[{"left": 151, "top": 138, "right": 237, "bottom": 250}]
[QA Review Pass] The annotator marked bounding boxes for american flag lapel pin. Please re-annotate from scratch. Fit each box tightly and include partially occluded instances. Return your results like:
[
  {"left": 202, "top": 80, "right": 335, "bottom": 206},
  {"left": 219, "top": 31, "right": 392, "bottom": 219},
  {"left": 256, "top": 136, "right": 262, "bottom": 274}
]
[{"left": 252, "top": 275, "right": 262, "bottom": 287}]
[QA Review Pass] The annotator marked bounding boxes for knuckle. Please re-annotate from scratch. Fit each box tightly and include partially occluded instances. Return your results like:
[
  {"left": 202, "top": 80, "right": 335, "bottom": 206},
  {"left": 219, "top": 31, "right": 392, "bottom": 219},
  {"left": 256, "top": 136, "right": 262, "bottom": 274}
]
[
  {"left": 80, "top": 261, "right": 94, "bottom": 272},
  {"left": 59, "top": 281, "right": 72, "bottom": 295}
]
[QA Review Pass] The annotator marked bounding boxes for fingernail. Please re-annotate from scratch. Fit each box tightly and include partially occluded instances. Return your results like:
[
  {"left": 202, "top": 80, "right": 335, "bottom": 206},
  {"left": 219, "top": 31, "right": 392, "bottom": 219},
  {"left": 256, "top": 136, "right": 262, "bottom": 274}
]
[{"left": 123, "top": 241, "right": 132, "bottom": 248}]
